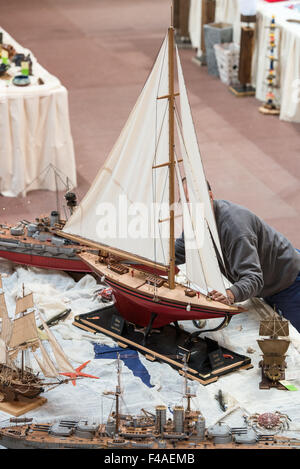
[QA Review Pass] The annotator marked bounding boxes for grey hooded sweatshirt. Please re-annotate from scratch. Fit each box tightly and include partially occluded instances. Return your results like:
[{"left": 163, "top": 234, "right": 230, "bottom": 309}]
[{"left": 175, "top": 199, "right": 300, "bottom": 303}]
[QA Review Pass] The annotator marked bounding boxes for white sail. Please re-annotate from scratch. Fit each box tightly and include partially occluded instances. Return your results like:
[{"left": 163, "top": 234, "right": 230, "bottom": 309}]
[
  {"left": 0, "top": 339, "right": 7, "bottom": 365},
  {"left": 0, "top": 293, "right": 13, "bottom": 345},
  {"left": 38, "top": 313, "right": 75, "bottom": 374},
  {"left": 15, "top": 293, "right": 34, "bottom": 316},
  {"left": 8, "top": 311, "right": 39, "bottom": 349},
  {"left": 175, "top": 158, "right": 207, "bottom": 292},
  {"left": 175, "top": 48, "right": 226, "bottom": 295},
  {"left": 33, "top": 339, "right": 60, "bottom": 378},
  {"left": 63, "top": 35, "right": 171, "bottom": 267}
]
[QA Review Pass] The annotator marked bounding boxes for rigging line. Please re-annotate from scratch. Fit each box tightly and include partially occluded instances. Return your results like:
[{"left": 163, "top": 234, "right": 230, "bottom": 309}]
[
  {"left": 18, "top": 163, "right": 75, "bottom": 197},
  {"left": 156, "top": 34, "right": 168, "bottom": 102},
  {"left": 205, "top": 220, "right": 228, "bottom": 297},
  {"left": 18, "top": 164, "right": 52, "bottom": 195},
  {"left": 174, "top": 155, "right": 209, "bottom": 295},
  {"left": 206, "top": 223, "right": 230, "bottom": 297},
  {"left": 151, "top": 35, "right": 168, "bottom": 269},
  {"left": 49, "top": 164, "right": 76, "bottom": 191},
  {"left": 151, "top": 101, "right": 169, "bottom": 166}
]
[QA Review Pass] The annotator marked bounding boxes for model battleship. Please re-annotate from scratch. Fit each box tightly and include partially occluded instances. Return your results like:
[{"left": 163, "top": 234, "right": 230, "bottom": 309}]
[
  {"left": 0, "top": 355, "right": 299, "bottom": 450},
  {"left": 257, "top": 315, "right": 290, "bottom": 390},
  {"left": 0, "top": 193, "right": 94, "bottom": 273},
  {"left": 0, "top": 279, "right": 97, "bottom": 405}
]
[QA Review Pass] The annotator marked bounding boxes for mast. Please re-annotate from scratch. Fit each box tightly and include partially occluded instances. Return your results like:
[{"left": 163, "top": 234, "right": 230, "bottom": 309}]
[
  {"left": 115, "top": 354, "right": 122, "bottom": 436},
  {"left": 168, "top": 22, "right": 176, "bottom": 290}
]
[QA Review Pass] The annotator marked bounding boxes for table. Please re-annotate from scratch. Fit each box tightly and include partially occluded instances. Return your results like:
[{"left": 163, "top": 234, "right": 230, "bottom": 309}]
[
  {"left": 0, "top": 27, "right": 77, "bottom": 197},
  {"left": 190, "top": 0, "right": 300, "bottom": 122},
  {"left": 1, "top": 260, "right": 300, "bottom": 447}
]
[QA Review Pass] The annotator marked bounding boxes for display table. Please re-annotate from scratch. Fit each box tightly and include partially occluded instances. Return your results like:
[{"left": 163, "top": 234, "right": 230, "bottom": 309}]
[
  {"left": 0, "top": 27, "right": 77, "bottom": 196},
  {"left": 190, "top": 0, "right": 300, "bottom": 122},
  {"left": 0, "top": 261, "right": 300, "bottom": 447}
]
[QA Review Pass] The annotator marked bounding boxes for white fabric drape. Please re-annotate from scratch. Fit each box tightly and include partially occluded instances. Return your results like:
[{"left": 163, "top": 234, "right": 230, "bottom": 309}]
[
  {"left": 213, "top": 0, "right": 300, "bottom": 123},
  {"left": 0, "top": 27, "right": 77, "bottom": 196},
  {"left": 189, "top": 0, "right": 203, "bottom": 49}
]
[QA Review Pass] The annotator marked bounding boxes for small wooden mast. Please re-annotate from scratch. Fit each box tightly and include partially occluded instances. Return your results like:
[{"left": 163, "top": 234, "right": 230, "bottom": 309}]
[{"left": 168, "top": 24, "right": 176, "bottom": 290}]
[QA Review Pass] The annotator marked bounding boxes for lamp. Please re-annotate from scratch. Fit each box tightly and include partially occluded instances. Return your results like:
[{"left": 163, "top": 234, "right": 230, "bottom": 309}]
[{"left": 229, "top": 0, "right": 257, "bottom": 96}]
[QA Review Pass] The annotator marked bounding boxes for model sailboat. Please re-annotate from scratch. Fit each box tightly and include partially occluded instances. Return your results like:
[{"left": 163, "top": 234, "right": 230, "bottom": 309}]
[
  {"left": 257, "top": 315, "right": 290, "bottom": 389},
  {"left": 0, "top": 280, "right": 86, "bottom": 402},
  {"left": 59, "top": 25, "right": 243, "bottom": 328}
]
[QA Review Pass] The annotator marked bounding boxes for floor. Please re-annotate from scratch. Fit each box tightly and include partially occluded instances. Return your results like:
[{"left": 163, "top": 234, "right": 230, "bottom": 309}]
[{"left": 1, "top": 0, "right": 300, "bottom": 246}]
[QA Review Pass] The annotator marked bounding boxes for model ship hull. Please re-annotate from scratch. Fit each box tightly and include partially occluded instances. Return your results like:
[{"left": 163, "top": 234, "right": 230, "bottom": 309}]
[
  {"left": 0, "top": 364, "right": 44, "bottom": 401},
  {"left": 0, "top": 423, "right": 298, "bottom": 450},
  {"left": 0, "top": 225, "right": 92, "bottom": 273},
  {"left": 0, "top": 249, "right": 92, "bottom": 272},
  {"left": 79, "top": 252, "right": 243, "bottom": 328}
]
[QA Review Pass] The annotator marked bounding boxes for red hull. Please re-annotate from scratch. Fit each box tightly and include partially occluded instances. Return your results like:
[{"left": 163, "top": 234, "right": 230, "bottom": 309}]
[
  {"left": 105, "top": 277, "right": 241, "bottom": 328},
  {"left": 0, "top": 250, "right": 92, "bottom": 273}
]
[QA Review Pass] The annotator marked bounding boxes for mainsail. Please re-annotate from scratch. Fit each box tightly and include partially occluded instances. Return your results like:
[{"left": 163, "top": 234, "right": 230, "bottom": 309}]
[
  {"left": 0, "top": 293, "right": 12, "bottom": 345},
  {"left": 62, "top": 32, "right": 227, "bottom": 296},
  {"left": 15, "top": 293, "right": 34, "bottom": 316},
  {"left": 9, "top": 311, "right": 39, "bottom": 350},
  {"left": 63, "top": 36, "right": 171, "bottom": 267}
]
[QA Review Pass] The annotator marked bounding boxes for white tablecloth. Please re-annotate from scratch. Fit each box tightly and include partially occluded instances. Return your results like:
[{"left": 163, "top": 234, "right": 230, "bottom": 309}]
[
  {"left": 1, "top": 260, "right": 300, "bottom": 445},
  {"left": 0, "top": 28, "right": 77, "bottom": 196},
  {"left": 189, "top": 0, "right": 300, "bottom": 123}
]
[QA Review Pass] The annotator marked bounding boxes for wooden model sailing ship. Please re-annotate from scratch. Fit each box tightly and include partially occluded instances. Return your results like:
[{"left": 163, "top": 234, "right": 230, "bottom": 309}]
[
  {"left": 0, "top": 355, "right": 299, "bottom": 449},
  {"left": 0, "top": 279, "right": 90, "bottom": 404},
  {"left": 257, "top": 315, "right": 290, "bottom": 390},
  {"left": 57, "top": 24, "right": 244, "bottom": 329}
]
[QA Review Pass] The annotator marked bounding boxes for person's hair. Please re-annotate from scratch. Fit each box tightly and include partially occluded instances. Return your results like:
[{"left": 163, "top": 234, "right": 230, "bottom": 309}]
[{"left": 181, "top": 176, "right": 211, "bottom": 191}]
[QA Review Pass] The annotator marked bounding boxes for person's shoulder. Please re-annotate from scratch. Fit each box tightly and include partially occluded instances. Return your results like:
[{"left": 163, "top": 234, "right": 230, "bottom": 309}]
[
  {"left": 214, "top": 199, "right": 256, "bottom": 219},
  {"left": 214, "top": 199, "right": 259, "bottom": 239}
]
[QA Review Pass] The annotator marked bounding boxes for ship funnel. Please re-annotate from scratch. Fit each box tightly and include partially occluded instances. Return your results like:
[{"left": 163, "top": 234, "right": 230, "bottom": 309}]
[
  {"left": 155, "top": 405, "right": 167, "bottom": 433},
  {"left": 173, "top": 406, "right": 184, "bottom": 433}
]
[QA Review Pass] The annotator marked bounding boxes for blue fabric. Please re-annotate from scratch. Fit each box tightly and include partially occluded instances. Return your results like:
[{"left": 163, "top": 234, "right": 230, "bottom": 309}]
[
  {"left": 93, "top": 344, "right": 154, "bottom": 388},
  {"left": 264, "top": 249, "right": 300, "bottom": 332}
]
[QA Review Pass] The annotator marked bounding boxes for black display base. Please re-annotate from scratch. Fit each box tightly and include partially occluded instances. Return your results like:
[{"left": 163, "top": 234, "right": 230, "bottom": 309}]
[
  {"left": 229, "top": 84, "right": 256, "bottom": 97},
  {"left": 73, "top": 305, "right": 252, "bottom": 385}
]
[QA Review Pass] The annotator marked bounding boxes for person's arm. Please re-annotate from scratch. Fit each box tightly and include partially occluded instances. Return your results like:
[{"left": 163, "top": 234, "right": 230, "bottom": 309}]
[
  {"left": 175, "top": 232, "right": 186, "bottom": 265},
  {"left": 225, "top": 235, "right": 264, "bottom": 302}
]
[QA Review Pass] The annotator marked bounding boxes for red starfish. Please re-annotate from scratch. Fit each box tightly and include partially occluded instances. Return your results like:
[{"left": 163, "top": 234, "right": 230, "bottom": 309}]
[{"left": 59, "top": 360, "right": 99, "bottom": 386}]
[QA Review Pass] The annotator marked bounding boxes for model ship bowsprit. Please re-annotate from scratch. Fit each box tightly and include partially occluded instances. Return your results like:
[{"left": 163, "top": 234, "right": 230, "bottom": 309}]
[
  {"left": 257, "top": 315, "right": 290, "bottom": 390},
  {"left": 56, "top": 24, "right": 245, "bottom": 330},
  {"left": 0, "top": 281, "right": 94, "bottom": 405},
  {"left": 0, "top": 355, "right": 299, "bottom": 450}
]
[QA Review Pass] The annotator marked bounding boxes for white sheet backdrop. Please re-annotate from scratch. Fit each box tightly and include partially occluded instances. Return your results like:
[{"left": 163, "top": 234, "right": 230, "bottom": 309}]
[
  {"left": 0, "top": 258, "right": 300, "bottom": 449},
  {"left": 189, "top": 0, "right": 300, "bottom": 123},
  {"left": 0, "top": 27, "right": 77, "bottom": 196}
]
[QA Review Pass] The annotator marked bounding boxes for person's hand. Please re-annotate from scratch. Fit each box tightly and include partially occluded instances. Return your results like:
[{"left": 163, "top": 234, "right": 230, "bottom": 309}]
[{"left": 209, "top": 289, "right": 235, "bottom": 305}]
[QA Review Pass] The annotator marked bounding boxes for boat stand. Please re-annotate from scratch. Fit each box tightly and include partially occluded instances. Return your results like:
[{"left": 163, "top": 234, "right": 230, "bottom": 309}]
[
  {"left": 0, "top": 397, "right": 47, "bottom": 417},
  {"left": 73, "top": 305, "right": 252, "bottom": 385}
]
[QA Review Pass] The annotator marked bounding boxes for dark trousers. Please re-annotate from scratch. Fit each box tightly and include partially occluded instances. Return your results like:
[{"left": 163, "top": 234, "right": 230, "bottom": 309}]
[{"left": 264, "top": 250, "right": 300, "bottom": 332}]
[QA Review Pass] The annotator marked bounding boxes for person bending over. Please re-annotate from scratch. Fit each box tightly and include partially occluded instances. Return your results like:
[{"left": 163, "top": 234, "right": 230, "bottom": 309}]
[{"left": 175, "top": 186, "right": 300, "bottom": 332}]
